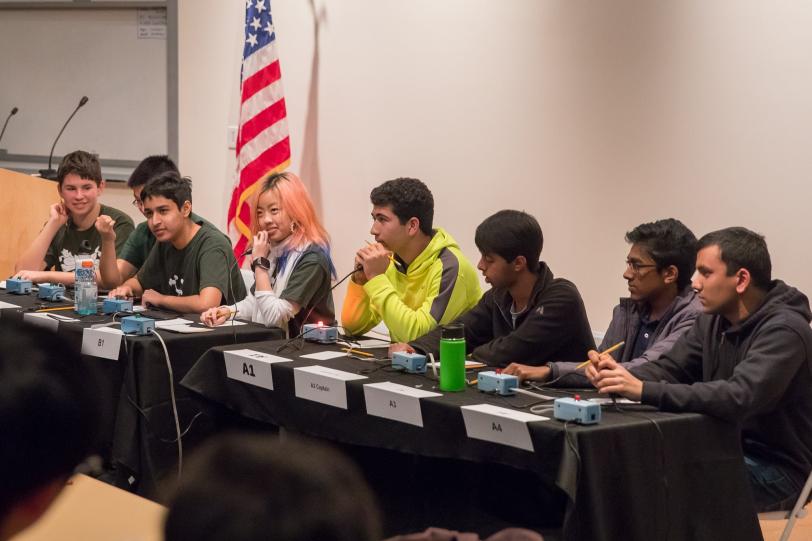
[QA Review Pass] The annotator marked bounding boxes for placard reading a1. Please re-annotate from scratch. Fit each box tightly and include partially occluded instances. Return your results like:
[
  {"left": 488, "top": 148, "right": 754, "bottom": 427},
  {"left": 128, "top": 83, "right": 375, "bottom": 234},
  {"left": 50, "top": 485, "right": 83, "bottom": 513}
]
[
  {"left": 81, "top": 326, "right": 124, "bottom": 360},
  {"left": 461, "top": 404, "right": 549, "bottom": 452},
  {"left": 293, "top": 365, "right": 367, "bottom": 409},
  {"left": 363, "top": 381, "right": 441, "bottom": 427},
  {"left": 224, "top": 349, "right": 292, "bottom": 391}
]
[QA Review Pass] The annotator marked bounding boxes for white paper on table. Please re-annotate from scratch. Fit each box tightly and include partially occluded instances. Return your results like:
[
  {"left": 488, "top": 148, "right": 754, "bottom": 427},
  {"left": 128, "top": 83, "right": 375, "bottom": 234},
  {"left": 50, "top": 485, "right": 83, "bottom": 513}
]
[
  {"left": 352, "top": 338, "right": 391, "bottom": 349},
  {"left": 0, "top": 301, "right": 21, "bottom": 309},
  {"left": 156, "top": 324, "right": 214, "bottom": 334},
  {"left": 154, "top": 318, "right": 194, "bottom": 328},
  {"left": 299, "top": 350, "right": 347, "bottom": 360},
  {"left": 588, "top": 397, "right": 638, "bottom": 405}
]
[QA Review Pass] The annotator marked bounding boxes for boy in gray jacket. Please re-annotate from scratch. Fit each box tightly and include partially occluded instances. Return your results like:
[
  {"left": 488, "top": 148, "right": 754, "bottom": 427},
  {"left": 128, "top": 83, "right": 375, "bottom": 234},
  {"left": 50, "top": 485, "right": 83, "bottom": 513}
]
[{"left": 505, "top": 218, "right": 701, "bottom": 386}]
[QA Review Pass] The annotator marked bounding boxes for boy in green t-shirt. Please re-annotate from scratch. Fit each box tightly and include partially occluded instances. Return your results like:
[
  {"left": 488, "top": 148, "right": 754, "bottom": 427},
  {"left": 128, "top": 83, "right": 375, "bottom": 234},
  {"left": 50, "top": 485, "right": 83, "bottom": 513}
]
[
  {"left": 108, "top": 171, "right": 246, "bottom": 313},
  {"left": 97, "top": 155, "right": 222, "bottom": 288},
  {"left": 14, "top": 150, "right": 134, "bottom": 285}
]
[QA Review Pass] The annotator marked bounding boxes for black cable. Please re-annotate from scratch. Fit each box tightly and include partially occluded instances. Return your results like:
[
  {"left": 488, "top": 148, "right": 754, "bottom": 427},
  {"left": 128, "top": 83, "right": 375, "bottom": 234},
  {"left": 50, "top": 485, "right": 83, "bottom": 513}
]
[{"left": 275, "top": 265, "right": 359, "bottom": 353}]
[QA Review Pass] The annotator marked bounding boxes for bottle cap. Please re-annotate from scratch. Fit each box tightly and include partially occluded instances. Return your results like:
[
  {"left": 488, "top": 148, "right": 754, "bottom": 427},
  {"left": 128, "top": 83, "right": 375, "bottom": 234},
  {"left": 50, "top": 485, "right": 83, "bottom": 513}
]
[
  {"left": 441, "top": 323, "right": 465, "bottom": 340},
  {"left": 81, "top": 260, "right": 94, "bottom": 268}
]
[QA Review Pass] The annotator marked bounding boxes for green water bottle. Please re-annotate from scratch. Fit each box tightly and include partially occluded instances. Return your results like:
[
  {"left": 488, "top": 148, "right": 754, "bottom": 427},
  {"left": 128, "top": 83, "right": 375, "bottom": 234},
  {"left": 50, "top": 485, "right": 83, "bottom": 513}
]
[{"left": 439, "top": 323, "right": 466, "bottom": 392}]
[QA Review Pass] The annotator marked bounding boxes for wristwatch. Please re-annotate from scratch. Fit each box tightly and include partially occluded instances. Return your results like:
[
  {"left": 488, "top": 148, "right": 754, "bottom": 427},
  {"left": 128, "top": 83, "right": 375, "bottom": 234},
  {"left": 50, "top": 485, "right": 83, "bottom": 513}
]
[{"left": 251, "top": 256, "right": 271, "bottom": 272}]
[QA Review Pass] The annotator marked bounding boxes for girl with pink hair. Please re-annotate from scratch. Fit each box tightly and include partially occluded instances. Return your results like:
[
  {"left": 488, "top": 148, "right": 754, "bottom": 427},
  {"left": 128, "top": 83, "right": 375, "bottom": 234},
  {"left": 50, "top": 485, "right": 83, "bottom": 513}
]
[{"left": 201, "top": 172, "right": 335, "bottom": 336}]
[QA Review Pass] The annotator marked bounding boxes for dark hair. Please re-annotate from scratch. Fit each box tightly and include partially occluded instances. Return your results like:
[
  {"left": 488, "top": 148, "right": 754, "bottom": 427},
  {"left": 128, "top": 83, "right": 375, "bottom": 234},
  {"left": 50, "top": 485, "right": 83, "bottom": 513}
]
[
  {"left": 0, "top": 320, "right": 98, "bottom": 521},
  {"left": 697, "top": 227, "right": 772, "bottom": 289},
  {"left": 370, "top": 177, "right": 434, "bottom": 235},
  {"left": 164, "top": 433, "right": 382, "bottom": 541},
  {"left": 140, "top": 171, "right": 193, "bottom": 210},
  {"left": 56, "top": 150, "right": 102, "bottom": 186},
  {"left": 475, "top": 210, "right": 543, "bottom": 272},
  {"left": 127, "top": 155, "right": 179, "bottom": 188},
  {"left": 625, "top": 218, "right": 698, "bottom": 290}
]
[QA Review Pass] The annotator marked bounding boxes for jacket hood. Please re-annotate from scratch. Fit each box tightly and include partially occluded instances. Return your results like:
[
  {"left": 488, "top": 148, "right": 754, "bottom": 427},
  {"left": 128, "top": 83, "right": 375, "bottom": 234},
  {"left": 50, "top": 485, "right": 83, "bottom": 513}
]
[
  {"left": 730, "top": 280, "right": 812, "bottom": 334},
  {"left": 395, "top": 228, "right": 461, "bottom": 275}
]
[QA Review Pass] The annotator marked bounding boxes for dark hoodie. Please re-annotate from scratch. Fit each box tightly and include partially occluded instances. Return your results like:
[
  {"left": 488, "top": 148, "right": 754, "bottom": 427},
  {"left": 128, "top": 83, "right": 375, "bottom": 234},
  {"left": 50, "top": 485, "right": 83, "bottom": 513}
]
[
  {"left": 410, "top": 262, "right": 595, "bottom": 367},
  {"left": 633, "top": 280, "right": 812, "bottom": 485}
]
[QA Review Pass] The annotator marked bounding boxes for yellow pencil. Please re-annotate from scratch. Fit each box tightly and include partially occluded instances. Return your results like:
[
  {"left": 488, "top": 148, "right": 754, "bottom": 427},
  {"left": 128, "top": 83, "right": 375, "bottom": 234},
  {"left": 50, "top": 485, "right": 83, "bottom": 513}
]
[
  {"left": 575, "top": 341, "right": 625, "bottom": 370},
  {"left": 364, "top": 240, "right": 401, "bottom": 268},
  {"left": 341, "top": 347, "right": 375, "bottom": 358},
  {"left": 35, "top": 305, "right": 75, "bottom": 313}
]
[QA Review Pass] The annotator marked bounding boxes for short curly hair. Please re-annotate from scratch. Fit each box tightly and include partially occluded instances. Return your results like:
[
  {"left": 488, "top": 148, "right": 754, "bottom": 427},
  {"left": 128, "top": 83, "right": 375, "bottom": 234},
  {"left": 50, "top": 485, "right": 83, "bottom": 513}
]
[
  {"left": 625, "top": 218, "right": 697, "bottom": 290},
  {"left": 369, "top": 177, "right": 434, "bottom": 236}
]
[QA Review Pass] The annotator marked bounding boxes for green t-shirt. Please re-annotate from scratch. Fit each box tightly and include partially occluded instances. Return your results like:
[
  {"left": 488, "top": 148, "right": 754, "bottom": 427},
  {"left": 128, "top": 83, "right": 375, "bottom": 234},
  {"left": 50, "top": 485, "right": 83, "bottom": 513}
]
[
  {"left": 44, "top": 205, "right": 135, "bottom": 272},
  {"left": 277, "top": 245, "right": 335, "bottom": 332},
  {"left": 119, "top": 212, "right": 217, "bottom": 269},
  {"left": 136, "top": 224, "right": 247, "bottom": 305}
]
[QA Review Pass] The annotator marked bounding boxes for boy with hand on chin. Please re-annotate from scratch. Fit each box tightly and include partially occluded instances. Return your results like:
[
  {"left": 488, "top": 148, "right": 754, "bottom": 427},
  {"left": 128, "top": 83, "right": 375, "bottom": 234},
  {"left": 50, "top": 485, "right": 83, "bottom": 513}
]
[
  {"left": 14, "top": 150, "right": 134, "bottom": 284},
  {"left": 108, "top": 171, "right": 245, "bottom": 312}
]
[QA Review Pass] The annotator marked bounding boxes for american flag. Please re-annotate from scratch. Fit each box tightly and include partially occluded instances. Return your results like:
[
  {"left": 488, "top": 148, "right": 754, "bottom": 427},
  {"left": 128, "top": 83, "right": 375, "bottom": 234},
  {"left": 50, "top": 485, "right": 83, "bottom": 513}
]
[{"left": 228, "top": 0, "right": 291, "bottom": 263}]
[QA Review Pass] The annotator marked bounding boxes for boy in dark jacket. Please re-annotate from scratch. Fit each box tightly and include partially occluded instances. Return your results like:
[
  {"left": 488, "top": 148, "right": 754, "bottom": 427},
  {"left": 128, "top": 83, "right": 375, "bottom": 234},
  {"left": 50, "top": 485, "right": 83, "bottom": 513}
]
[
  {"left": 506, "top": 218, "right": 702, "bottom": 386},
  {"left": 394, "top": 210, "right": 594, "bottom": 367},
  {"left": 587, "top": 227, "right": 812, "bottom": 512}
]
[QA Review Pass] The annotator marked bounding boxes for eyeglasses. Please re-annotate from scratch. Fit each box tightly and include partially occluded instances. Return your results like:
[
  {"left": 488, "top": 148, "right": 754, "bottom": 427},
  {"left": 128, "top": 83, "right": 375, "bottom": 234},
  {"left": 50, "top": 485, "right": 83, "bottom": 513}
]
[
  {"left": 625, "top": 260, "right": 658, "bottom": 274},
  {"left": 132, "top": 198, "right": 143, "bottom": 208}
]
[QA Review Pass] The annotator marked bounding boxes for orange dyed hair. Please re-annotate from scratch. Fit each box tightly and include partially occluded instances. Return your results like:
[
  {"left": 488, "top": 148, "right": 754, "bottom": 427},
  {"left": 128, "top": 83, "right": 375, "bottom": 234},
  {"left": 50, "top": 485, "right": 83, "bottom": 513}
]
[{"left": 252, "top": 172, "right": 332, "bottom": 254}]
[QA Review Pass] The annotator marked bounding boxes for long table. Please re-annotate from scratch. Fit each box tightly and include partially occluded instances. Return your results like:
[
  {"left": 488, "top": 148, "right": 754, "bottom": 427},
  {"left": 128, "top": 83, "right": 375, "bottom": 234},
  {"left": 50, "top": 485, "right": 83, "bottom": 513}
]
[
  {"left": 0, "top": 289, "right": 282, "bottom": 498},
  {"left": 181, "top": 339, "right": 763, "bottom": 541}
]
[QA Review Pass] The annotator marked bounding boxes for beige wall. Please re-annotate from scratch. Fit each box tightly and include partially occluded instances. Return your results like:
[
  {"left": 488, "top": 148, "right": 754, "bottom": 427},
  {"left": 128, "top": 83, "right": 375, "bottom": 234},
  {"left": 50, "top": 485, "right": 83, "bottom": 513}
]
[{"left": 176, "top": 0, "right": 812, "bottom": 333}]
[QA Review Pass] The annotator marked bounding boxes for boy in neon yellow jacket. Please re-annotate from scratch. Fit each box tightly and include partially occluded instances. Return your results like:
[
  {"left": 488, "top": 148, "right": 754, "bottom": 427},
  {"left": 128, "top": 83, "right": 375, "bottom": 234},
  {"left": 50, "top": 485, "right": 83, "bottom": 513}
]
[{"left": 341, "top": 178, "right": 481, "bottom": 343}]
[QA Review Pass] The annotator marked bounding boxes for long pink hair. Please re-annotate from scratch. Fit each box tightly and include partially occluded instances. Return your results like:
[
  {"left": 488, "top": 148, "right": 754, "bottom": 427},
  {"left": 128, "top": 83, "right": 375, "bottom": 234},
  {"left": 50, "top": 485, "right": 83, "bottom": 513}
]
[{"left": 251, "top": 172, "right": 335, "bottom": 275}]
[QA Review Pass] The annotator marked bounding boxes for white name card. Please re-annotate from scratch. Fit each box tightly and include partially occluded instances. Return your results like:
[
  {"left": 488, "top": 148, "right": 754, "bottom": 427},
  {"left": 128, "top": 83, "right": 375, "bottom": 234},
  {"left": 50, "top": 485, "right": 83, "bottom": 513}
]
[
  {"left": 0, "top": 301, "right": 21, "bottom": 309},
  {"left": 461, "top": 404, "right": 549, "bottom": 452},
  {"left": 224, "top": 349, "right": 292, "bottom": 390},
  {"left": 81, "top": 326, "right": 124, "bottom": 360},
  {"left": 293, "top": 365, "right": 367, "bottom": 409},
  {"left": 363, "top": 381, "right": 442, "bottom": 427},
  {"left": 23, "top": 312, "right": 79, "bottom": 332}
]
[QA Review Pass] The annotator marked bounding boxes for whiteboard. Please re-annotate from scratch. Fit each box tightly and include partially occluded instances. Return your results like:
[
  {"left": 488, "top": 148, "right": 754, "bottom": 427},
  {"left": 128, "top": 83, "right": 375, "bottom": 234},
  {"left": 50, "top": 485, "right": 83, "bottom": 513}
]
[{"left": 0, "top": 6, "right": 172, "bottom": 169}]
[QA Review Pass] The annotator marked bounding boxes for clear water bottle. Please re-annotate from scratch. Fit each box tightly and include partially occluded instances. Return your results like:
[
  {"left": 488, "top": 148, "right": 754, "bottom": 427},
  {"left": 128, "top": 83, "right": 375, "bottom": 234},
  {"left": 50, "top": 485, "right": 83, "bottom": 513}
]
[{"left": 74, "top": 258, "right": 98, "bottom": 315}]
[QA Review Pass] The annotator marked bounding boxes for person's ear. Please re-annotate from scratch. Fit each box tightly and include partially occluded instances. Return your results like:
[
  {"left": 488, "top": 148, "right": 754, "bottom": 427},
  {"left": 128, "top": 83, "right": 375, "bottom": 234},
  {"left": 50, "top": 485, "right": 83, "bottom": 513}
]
[
  {"left": 735, "top": 268, "right": 752, "bottom": 294},
  {"left": 181, "top": 200, "right": 192, "bottom": 218},
  {"left": 661, "top": 264, "right": 678, "bottom": 285},
  {"left": 513, "top": 255, "right": 527, "bottom": 272}
]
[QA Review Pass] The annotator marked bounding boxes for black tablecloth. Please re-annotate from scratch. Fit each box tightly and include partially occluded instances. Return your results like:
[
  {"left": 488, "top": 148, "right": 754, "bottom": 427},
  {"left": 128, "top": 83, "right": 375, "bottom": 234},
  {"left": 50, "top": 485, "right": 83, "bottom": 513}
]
[
  {"left": 181, "top": 340, "right": 763, "bottom": 541},
  {"left": 0, "top": 290, "right": 282, "bottom": 497}
]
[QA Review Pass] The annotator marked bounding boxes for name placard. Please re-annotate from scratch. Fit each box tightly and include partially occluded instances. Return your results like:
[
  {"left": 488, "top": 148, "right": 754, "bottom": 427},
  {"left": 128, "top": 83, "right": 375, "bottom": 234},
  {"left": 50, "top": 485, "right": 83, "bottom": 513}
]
[
  {"left": 224, "top": 349, "right": 292, "bottom": 390},
  {"left": 81, "top": 326, "right": 123, "bottom": 360},
  {"left": 363, "top": 381, "right": 442, "bottom": 427},
  {"left": 293, "top": 365, "right": 367, "bottom": 409},
  {"left": 460, "top": 404, "right": 549, "bottom": 452}
]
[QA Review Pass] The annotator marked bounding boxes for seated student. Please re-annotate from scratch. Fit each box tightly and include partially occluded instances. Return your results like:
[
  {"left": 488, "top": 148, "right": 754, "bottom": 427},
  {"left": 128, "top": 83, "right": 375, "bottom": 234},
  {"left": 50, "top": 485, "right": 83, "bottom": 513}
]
[
  {"left": 97, "top": 155, "right": 221, "bottom": 288},
  {"left": 395, "top": 210, "right": 594, "bottom": 367},
  {"left": 14, "top": 150, "right": 134, "bottom": 284},
  {"left": 109, "top": 171, "right": 246, "bottom": 312},
  {"left": 200, "top": 172, "right": 336, "bottom": 336},
  {"left": 586, "top": 227, "right": 812, "bottom": 512},
  {"left": 341, "top": 177, "right": 481, "bottom": 342},
  {"left": 505, "top": 218, "right": 701, "bottom": 386},
  {"left": 164, "top": 433, "right": 382, "bottom": 541},
  {"left": 0, "top": 320, "right": 98, "bottom": 541}
]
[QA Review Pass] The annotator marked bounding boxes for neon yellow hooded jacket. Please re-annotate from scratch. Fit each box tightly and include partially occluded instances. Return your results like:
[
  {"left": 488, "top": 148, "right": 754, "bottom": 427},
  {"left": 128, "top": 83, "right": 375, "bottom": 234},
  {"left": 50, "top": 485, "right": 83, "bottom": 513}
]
[{"left": 341, "top": 228, "right": 482, "bottom": 343}]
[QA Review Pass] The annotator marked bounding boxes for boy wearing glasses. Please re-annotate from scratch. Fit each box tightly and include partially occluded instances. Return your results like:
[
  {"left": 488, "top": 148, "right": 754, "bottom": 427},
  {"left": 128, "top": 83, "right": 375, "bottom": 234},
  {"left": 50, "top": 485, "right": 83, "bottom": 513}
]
[
  {"left": 96, "top": 155, "right": 219, "bottom": 288},
  {"left": 505, "top": 218, "right": 701, "bottom": 385}
]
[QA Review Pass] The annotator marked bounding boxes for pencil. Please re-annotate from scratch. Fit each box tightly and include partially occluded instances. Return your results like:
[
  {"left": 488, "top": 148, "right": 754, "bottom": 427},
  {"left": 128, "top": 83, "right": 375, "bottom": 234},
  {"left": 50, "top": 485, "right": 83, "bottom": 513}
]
[
  {"left": 35, "top": 305, "right": 75, "bottom": 313},
  {"left": 364, "top": 240, "right": 402, "bottom": 268},
  {"left": 575, "top": 341, "right": 625, "bottom": 370},
  {"left": 341, "top": 347, "right": 375, "bottom": 358}
]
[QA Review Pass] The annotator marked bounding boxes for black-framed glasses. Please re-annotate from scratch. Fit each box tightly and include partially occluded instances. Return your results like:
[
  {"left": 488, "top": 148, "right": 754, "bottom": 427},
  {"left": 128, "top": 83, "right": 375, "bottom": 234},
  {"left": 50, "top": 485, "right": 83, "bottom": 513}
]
[
  {"left": 132, "top": 198, "right": 143, "bottom": 208},
  {"left": 625, "top": 260, "right": 657, "bottom": 274}
]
